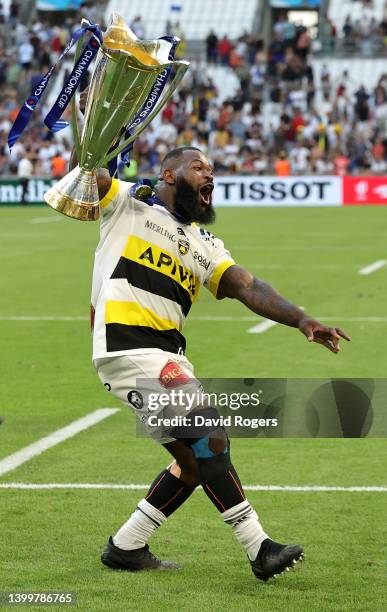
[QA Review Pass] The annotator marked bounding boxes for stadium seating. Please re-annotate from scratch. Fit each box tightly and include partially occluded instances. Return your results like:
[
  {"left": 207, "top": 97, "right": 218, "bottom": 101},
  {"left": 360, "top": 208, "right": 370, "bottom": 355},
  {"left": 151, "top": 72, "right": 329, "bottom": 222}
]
[
  {"left": 312, "top": 57, "right": 387, "bottom": 96},
  {"left": 328, "top": 0, "right": 385, "bottom": 35},
  {"left": 106, "top": 0, "right": 260, "bottom": 40},
  {"left": 206, "top": 65, "right": 240, "bottom": 101}
]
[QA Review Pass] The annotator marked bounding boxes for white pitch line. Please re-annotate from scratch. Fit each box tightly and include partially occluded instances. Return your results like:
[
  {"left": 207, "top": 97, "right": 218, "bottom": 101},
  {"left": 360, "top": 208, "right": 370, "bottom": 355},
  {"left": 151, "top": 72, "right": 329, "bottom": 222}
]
[
  {"left": 1, "top": 315, "right": 387, "bottom": 323},
  {"left": 0, "top": 483, "right": 386, "bottom": 492},
  {"left": 0, "top": 315, "right": 89, "bottom": 321},
  {"left": 248, "top": 319, "right": 278, "bottom": 334},
  {"left": 358, "top": 260, "right": 386, "bottom": 275},
  {"left": 191, "top": 316, "right": 256, "bottom": 321},
  {"left": 0, "top": 408, "right": 119, "bottom": 477},
  {"left": 30, "top": 216, "right": 64, "bottom": 224}
]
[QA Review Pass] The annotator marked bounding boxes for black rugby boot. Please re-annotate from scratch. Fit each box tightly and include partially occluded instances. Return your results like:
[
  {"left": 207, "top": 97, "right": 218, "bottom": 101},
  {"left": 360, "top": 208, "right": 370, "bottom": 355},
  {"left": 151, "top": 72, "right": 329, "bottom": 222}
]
[
  {"left": 251, "top": 538, "right": 304, "bottom": 582},
  {"left": 101, "top": 536, "right": 181, "bottom": 571}
]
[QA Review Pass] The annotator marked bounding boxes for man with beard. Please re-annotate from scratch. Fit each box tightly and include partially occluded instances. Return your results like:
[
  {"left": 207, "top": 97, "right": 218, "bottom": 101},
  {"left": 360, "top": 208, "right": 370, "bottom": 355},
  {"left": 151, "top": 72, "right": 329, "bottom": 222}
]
[{"left": 78, "top": 146, "right": 350, "bottom": 581}]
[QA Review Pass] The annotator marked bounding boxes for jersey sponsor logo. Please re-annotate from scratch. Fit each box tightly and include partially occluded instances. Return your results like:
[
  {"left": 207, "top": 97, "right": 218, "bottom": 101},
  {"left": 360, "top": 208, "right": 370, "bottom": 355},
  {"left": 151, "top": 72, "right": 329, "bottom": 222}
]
[
  {"left": 145, "top": 219, "right": 177, "bottom": 242},
  {"left": 178, "top": 238, "right": 190, "bottom": 255},
  {"left": 159, "top": 360, "right": 191, "bottom": 388},
  {"left": 127, "top": 390, "right": 144, "bottom": 410},
  {"left": 199, "top": 228, "right": 215, "bottom": 246},
  {"left": 193, "top": 251, "right": 210, "bottom": 270},
  {"left": 137, "top": 243, "right": 198, "bottom": 297},
  {"left": 121, "top": 235, "right": 200, "bottom": 300}
]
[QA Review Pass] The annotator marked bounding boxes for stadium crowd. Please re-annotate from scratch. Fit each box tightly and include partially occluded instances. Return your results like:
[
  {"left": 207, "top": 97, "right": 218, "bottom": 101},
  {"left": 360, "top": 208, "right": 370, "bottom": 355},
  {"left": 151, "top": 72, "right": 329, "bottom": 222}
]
[
  {"left": 0, "top": 3, "right": 387, "bottom": 180},
  {"left": 319, "top": 0, "right": 387, "bottom": 56}
]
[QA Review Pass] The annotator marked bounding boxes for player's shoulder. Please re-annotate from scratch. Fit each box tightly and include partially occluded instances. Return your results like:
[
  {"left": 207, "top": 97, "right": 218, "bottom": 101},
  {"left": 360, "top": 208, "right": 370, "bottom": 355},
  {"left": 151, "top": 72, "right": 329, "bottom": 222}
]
[
  {"left": 99, "top": 179, "right": 138, "bottom": 219},
  {"left": 100, "top": 178, "right": 131, "bottom": 206},
  {"left": 190, "top": 224, "right": 225, "bottom": 249}
]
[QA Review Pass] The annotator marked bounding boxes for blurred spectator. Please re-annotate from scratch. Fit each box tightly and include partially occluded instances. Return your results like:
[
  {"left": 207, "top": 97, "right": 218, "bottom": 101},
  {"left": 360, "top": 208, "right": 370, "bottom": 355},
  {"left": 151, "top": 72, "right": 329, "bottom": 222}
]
[
  {"left": 17, "top": 150, "right": 33, "bottom": 205},
  {"left": 334, "top": 150, "right": 350, "bottom": 175},
  {"left": 206, "top": 30, "right": 218, "bottom": 64},
  {"left": 9, "top": 1, "right": 20, "bottom": 26},
  {"left": 274, "top": 151, "right": 291, "bottom": 176},
  {"left": 51, "top": 152, "right": 67, "bottom": 179},
  {"left": 289, "top": 141, "right": 310, "bottom": 175},
  {"left": 217, "top": 36, "right": 233, "bottom": 66},
  {"left": 18, "top": 38, "right": 34, "bottom": 79}
]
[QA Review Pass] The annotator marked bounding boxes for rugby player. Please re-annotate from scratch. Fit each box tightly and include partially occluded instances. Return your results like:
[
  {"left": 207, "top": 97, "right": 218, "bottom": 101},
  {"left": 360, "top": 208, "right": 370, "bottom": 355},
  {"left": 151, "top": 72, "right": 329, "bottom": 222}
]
[{"left": 71, "top": 111, "right": 350, "bottom": 581}]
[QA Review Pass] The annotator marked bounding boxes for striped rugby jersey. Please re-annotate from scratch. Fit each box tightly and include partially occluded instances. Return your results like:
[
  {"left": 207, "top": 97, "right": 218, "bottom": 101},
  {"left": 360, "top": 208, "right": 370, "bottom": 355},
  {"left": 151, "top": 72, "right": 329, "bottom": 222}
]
[{"left": 91, "top": 179, "right": 235, "bottom": 361}]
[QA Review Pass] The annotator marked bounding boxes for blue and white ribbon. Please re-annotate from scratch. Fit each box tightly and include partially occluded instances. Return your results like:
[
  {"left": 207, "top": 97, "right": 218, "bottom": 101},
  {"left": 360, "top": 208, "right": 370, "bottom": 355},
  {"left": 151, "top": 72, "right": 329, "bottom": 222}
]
[{"left": 8, "top": 20, "right": 102, "bottom": 150}]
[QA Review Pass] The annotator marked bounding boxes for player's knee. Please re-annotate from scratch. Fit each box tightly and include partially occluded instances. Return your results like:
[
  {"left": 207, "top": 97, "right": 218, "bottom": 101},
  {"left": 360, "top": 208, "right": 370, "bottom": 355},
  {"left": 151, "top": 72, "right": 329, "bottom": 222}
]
[
  {"left": 169, "top": 459, "right": 200, "bottom": 488},
  {"left": 189, "top": 428, "right": 231, "bottom": 484},
  {"left": 208, "top": 427, "right": 228, "bottom": 454},
  {"left": 180, "top": 465, "right": 200, "bottom": 488},
  {"left": 191, "top": 427, "right": 229, "bottom": 458}
]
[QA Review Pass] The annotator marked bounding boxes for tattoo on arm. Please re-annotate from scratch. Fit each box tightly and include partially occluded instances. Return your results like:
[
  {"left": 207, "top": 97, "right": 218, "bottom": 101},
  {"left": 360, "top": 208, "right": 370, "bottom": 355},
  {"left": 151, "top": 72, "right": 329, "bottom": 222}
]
[
  {"left": 218, "top": 265, "right": 305, "bottom": 328},
  {"left": 240, "top": 277, "right": 305, "bottom": 327}
]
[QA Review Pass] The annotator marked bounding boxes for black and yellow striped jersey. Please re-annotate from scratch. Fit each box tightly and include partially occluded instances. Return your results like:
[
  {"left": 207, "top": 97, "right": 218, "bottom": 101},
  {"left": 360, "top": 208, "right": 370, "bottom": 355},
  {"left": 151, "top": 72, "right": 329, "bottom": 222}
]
[{"left": 91, "top": 179, "right": 235, "bottom": 360}]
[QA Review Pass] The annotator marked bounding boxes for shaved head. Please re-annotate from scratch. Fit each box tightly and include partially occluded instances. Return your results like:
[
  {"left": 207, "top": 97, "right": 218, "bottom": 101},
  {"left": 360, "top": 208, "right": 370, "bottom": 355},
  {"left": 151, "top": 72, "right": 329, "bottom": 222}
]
[{"left": 160, "top": 146, "right": 202, "bottom": 174}]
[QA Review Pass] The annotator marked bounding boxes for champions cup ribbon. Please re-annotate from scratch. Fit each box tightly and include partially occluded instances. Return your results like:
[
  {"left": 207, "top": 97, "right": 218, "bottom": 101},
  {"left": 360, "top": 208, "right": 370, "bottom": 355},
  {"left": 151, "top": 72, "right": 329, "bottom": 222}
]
[
  {"left": 44, "top": 32, "right": 102, "bottom": 132},
  {"left": 108, "top": 35, "right": 180, "bottom": 177},
  {"left": 8, "top": 20, "right": 102, "bottom": 151}
]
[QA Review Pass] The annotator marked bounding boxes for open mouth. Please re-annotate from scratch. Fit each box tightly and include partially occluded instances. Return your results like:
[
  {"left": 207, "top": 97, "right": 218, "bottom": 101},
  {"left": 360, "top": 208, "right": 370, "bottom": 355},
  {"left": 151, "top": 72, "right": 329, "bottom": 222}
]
[{"left": 199, "top": 183, "right": 214, "bottom": 207}]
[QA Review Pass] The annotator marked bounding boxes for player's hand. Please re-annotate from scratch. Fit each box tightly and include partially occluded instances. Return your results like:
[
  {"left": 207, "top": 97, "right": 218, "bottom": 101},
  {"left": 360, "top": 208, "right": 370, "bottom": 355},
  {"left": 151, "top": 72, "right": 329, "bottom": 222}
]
[
  {"left": 298, "top": 317, "right": 351, "bottom": 354},
  {"left": 79, "top": 87, "right": 89, "bottom": 115}
]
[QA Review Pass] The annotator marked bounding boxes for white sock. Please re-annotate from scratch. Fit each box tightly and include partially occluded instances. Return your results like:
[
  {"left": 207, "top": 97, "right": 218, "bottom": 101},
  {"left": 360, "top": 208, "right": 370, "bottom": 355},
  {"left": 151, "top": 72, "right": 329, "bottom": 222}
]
[
  {"left": 222, "top": 499, "right": 268, "bottom": 561},
  {"left": 113, "top": 499, "right": 167, "bottom": 551}
]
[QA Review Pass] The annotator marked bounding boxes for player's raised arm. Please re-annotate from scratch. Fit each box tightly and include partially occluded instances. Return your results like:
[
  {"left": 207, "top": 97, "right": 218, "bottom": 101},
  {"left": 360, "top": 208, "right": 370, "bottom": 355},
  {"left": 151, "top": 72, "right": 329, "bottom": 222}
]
[
  {"left": 68, "top": 87, "right": 112, "bottom": 201},
  {"left": 217, "top": 264, "right": 351, "bottom": 353}
]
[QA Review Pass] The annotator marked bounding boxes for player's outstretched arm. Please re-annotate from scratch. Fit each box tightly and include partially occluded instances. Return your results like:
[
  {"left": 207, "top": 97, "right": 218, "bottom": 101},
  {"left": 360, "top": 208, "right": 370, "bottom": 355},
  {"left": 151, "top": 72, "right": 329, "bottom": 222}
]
[
  {"left": 217, "top": 265, "right": 351, "bottom": 354},
  {"left": 68, "top": 87, "right": 112, "bottom": 201}
]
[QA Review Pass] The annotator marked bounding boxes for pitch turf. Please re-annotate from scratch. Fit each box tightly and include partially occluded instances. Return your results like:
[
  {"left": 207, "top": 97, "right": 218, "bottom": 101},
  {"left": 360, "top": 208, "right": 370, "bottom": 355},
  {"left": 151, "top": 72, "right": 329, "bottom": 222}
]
[{"left": 0, "top": 205, "right": 386, "bottom": 611}]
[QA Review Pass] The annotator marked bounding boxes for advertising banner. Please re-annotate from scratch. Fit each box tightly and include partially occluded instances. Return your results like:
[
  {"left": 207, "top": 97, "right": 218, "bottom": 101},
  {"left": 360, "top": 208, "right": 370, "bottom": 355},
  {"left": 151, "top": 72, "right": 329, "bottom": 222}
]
[
  {"left": 212, "top": 176, "right": 342, "bottom": 207},
  {"left": 2, "top": 175, "right": 387, "bottom": 207},
  {"left": 343, "top": 176, "right": 387, "bottom": 206},
  {"left": 0, "top": 178, "right": 55, "bottom": 205}
]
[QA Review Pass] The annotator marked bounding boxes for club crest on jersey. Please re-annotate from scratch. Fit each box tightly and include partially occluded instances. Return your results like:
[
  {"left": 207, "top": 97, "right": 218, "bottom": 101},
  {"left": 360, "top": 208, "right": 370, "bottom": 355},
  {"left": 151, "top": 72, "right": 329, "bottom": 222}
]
[
  {"left": 159, "top": 361, "right": 191, "bottom": 388},
  {"left": 178, "top": 238, "right": 190, "bottom": 255},
  {"left": 127, "top": 390, "right": 143, "bottom": 410}
]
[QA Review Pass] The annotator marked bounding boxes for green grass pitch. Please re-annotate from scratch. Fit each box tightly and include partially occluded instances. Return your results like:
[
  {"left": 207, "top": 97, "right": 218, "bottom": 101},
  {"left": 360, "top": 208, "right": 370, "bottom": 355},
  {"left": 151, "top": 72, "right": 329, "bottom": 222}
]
[{"left": 0, "top": 205, "right": 386, "bottom": 611}]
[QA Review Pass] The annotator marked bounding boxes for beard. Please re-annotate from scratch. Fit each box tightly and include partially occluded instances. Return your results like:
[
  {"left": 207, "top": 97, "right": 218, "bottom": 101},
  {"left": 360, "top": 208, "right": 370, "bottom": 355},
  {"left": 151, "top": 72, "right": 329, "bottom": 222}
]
[{"left": 174, "top": 176, "right": 216, "bottom": 224}]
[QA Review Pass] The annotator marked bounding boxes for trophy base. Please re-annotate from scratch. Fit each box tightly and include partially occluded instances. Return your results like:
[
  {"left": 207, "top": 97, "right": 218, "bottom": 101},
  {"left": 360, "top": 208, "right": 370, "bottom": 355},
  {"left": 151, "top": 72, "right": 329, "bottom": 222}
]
[{"left": 44, "top": 166, "right": 100, "bottom": 221}]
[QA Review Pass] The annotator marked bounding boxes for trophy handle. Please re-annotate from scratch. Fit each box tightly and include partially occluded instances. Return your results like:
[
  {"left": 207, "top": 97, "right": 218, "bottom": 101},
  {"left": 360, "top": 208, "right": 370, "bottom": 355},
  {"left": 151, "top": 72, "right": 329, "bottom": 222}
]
[{"left": 102, "top": 60, "right": 190, "bottom": 165}]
